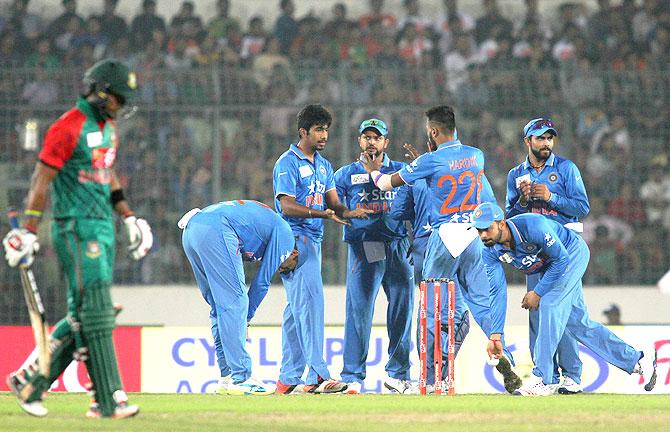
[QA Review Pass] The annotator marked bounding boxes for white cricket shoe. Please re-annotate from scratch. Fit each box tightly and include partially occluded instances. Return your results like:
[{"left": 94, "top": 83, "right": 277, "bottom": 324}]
[
  {"left": 224, "top": 377, "right": 274, "bottom": 396},
  {"left": 344, "top": 381, "right": 362, "bottom": 394},
  {"left": 19, "top": 400, "right": 48, "bottom": 417},
  {"left": 214, "top": 375, "right": 231, "bottom": 394},
  {"left": 384, "top": 377, "right": 418, "bottom": 394},
  {"left": 634, "top": 349, "right": 658, "bottom": 391},
  {"left": 557, "top": 376, "right": 583, "bottom": 394},
  {"left": 513, "top": 374, "right": 554, "bottom": 396}
]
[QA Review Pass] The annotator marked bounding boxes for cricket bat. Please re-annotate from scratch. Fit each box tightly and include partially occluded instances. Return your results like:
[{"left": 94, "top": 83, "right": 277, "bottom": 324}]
[{"left": 7, "top": 208, "right": 50, "bottom": 377}]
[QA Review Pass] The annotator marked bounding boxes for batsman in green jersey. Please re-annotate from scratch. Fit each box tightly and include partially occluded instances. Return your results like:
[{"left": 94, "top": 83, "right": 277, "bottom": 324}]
[{"left": 3, "top": 59, "right": 153, "bottom": 419}]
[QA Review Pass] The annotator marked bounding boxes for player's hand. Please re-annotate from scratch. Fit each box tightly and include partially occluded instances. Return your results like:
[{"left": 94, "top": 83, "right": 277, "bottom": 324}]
[
  {"left": 403, "top": 143, "right": 421, "bottom": 161},
  {"left": 3, "top": 228, "right": 39, "bottom": 268},
  {"left": 359, "top": 152, "right": 382, "bottom": 173},
  {"left": 343, "top": 208, "right": 376, "bottom": 219},
  {"left": 530, "top": 183, "right": 551, "bottom": 202},
  {"left": 518, "top": 180, "right": 532, "bottom": 206},
  {"left": 521, "top": 291, "right": 541, "bottom": 310},
  {"left": 124, "top": 216, "right": 153, "bottom": 260},
  {"left": 487, "top": 338, "right": 503, "bottom": 362},
  {"left": 323, "top": 209, "right": 350, "bottom": 226}
]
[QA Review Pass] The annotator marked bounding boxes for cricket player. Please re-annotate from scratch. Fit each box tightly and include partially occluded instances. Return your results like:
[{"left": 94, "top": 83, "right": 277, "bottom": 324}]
[
  {"left": 360, "top": 105, "right": 521, "bottom": 393},
  {"left": 472, "top": 202, "right": 658, "bottom": 396},
  {"left": 178, "top": 200, "right": 299, "bottom": 396},
  {"left": 391, "top": 178, "right": 471, "bottom": 390},
  {"left": 3, "top": 59, "right": 151, "bottom": 418},
  {"left": 334, "top": 119, "right": 415, "bottom": 394},
  {"left": 273, "top": 104, "right": 373, "bottom": 394},
  {"left": 506, "top": 117, "right": 590, "bottom": 394}
]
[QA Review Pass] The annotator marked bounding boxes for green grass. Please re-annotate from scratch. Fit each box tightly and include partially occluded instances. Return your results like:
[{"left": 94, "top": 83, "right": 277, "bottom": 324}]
[{"left": 1, "top": 393, "right": 670, "bottom": 432}]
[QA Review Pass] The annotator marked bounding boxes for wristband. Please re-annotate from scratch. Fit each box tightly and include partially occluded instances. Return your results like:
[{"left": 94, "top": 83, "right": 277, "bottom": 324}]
[
  {"left": 111, "top": 189, "right": 126, "bottom": 206},
  {"left": 24, "top": 209, "right": 43, "bottom": 217},
  {"left": 371, "top": 170, "right": 382, "bottom": 186}
]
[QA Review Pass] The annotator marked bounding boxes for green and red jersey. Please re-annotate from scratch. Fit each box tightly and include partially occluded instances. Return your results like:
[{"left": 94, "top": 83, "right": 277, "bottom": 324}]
[{"left": 39, "top": 98, "right": 118, "bottom": 220}]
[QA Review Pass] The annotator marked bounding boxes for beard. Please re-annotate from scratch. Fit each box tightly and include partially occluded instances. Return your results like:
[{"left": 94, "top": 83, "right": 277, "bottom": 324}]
[
  {"left": 530, "top": 145, "right": 552, "bottom": 161},
  {"left": 427, "top": 135, "right": 438, "bottom": 152}
]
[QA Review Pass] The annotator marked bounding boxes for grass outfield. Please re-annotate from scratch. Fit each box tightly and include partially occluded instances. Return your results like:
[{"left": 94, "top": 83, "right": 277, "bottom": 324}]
[{"left": 1, "top": 393, "right": 670, "bottom": 432}]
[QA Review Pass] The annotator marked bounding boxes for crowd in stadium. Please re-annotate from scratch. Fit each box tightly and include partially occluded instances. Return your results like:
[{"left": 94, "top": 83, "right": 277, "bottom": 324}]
[{"left": 1, "top": 0, "right": 670, "bottom": 286}]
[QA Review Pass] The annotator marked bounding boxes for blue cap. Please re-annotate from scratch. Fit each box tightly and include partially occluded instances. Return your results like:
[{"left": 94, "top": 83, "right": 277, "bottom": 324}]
[
  {"left": 359, "top": 118, "right": 388, "bottom": 136},
  {"left": 523, "top": 118, "right": 558, "bottom": 138},
  {"left": 471, "top": 202, "right": 505, "bottom": 229}
]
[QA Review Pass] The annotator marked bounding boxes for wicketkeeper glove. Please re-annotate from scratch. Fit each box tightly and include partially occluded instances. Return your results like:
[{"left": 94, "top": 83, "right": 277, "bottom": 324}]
[
  {"left": 3, "top": 228, "right": 40, "bottom": 268},
  {"left": 124, "top": 216, "right": 153, "bottom": 260}
]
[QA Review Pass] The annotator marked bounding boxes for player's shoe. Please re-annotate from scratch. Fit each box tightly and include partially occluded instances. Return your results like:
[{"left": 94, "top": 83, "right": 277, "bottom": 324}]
[
  {"left": 303, "top": 377, "right": 348, "bottom": 394},
  {"left": 634, "top": 349, "right": 658, "bottom": 391},
  {"left": 224, "top": 377, "right": 273, "bottom": 396},
  {"left": 513, "top": 374, "right": 554, "bottom": 396},
  {"left": 495, "top": 356, "right": 523, "bottom": 394},
  {"left": 86, "top": 402, "right": 140, "bottom": 419},
  {"left": 275, "top": 379, "right": 299, "bottom": 395},
  {"left": 6, "top": 372, "right": 48, "bottom": 417},
  {"left": 384, "top": 377, "right": 418, "bottom": 394},
  {"left": 557, "top": 376, "right": 583, "bottom": 394},
  {"left": 344, "top": 381, "right": 362, "bottom": 394},
  {"left": 214, "top": 375, "right": 231, "bottom": 394}
]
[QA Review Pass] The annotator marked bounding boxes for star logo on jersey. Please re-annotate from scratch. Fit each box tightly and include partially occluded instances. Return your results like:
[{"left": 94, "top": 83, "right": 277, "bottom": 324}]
[
  {"left": 357, "top": 190, "right": 370, "bottom": 202},
  {"left": 422, "top": 222, "right": 432, "bottom": 233},
  {"left": 308, "top": 182, "right": 315, "bottom": 194},
  {"left": 544, "top": 233, "right": 556, "bottom": 247}
]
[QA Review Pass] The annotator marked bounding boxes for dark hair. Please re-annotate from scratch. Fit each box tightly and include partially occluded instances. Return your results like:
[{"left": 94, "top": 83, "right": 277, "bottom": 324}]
[
  {"left": 297, "top": 104, "right": 332, "bottom": 134},
  {"left": 425, "top": 105, "right": 456, "bottom": 135}
]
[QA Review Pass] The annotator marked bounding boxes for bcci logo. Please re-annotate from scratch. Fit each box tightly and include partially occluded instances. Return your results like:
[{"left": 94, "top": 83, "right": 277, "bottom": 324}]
[
  {"left": 548, "top": 173, "right": 559, "bottom": 184},
  {"left": 474, "top": 208, "right": 483, "bottom": 218},
  {"left": 319, "top": 165, "right": 326, "bottom": 176}
]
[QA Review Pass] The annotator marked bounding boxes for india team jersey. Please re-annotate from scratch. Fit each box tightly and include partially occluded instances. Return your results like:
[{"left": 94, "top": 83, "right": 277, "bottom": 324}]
[
  {"left": 38, "top": 98, "right": 118, "bottom": 219},
  {"left": 397, "top": 139, "right": 496, "bottom": 227},
  {"left": 391, "top": 179, "right": 432, "bottom": 239},
  {"left": 273, "top": 144, "right": 336, "bottom": 242},
  {"left": 198, "top": 199, "right": 295, "bottom": 315},
  {"left": 505, "top": 153, "right": 589, "bottom": 224},
  {"left": 334, "top": 154, "right": 407, "bottom": 243}
]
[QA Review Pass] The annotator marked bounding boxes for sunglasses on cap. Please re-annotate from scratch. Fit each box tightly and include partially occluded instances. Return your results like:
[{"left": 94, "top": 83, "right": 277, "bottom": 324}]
[{"left": 524, "top": 118, "right": 557, "bottom": 137}]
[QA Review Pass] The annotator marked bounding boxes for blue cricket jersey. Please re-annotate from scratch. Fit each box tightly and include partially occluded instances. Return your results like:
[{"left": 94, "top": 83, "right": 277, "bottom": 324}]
[
  {"left": 397, "top": 139, "right": 496, "bottom": 227},
  {"left": 481, "top": 213, "right": 585, "bottom": 334},
  {"left": 505, "top": 153, "right": 589, "bottom": 224},
  {"left": 199, "top": 200, "right": 295, "bottom": 319},
  {"left": 390, "top": 179, "right": 433, "bottom": 239},
  {"left": 273, "top": 143, "right": 336, "bottom": 242},
  {"left": 334, "top": 154, "right": 407, "bottom": 242}
]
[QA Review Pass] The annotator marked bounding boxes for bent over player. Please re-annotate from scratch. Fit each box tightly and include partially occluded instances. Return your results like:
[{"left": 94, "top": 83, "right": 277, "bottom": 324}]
[
  {"left": 473, "top": 202, "right": 657, "bottom": 396},
  {"left": 334, "top": 119, "right": 415, "bottom": 394},
  {"left": 506, "top": 118, "right": 590, "bottom": 394},
  {"left": 273, "top": 104, "right": 373, "bottom": 394},
  {"left": 3, "top": 59, "right": 152, "bottom": 418},
  {"left": 178, "top": 200, "right": 298, "bottom": 396}
]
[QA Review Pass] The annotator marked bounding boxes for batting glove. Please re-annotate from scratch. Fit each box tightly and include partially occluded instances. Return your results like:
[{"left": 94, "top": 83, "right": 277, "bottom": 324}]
[
  {"left": 124, "top": 216, "right": 153, "bottom": 260},
  {"left": 3, "top": 228, "right": 39, "bottom": 268}
]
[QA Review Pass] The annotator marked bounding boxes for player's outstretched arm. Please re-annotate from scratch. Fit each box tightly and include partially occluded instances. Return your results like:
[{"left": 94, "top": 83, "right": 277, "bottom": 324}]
[{"left": 324, "top": 190, "right": 374, "bottom": 221}]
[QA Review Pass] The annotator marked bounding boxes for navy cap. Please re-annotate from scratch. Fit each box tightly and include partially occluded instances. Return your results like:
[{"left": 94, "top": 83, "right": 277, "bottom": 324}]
[
  {"left": 359, "top": 118, "right": 388, "bottom": 136},
  {"left": 471, "top": 202, "right": 505, "bottom": 229},
  {"left": 523, "top": 118, "right": 558, "bottom": 138}
]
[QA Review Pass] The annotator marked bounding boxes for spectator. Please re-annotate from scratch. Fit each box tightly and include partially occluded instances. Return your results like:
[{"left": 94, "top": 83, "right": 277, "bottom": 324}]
[
  {"left": 20, "top": 65, "right": 59, "bottom": 105},
  {"left": 640, "top": 157, "right": 670, "bottom": 230},
  {"left": 24, "top": 36, "right": 60, "bottom": 73},
  {"left": 193, "top": 33, "right": 222, "bottom": 67},
  {"left": 359, "top": 0, "right": 397, "bottom": 31},
  {"left": 397, "top": 0, "right": 435, "bottom": 39},
  {"left": 7, "top": 0, "right": 42, "bottom": 53},
  {"left": 632, "top": 0, "right": 661, "bottom": 46},
  {"left": 324, "top": 3, "right": 351, "bottom": 36},
  {"left": 0, "top": 30, "right": 24, "bottom": 67},
  {"left": 53, "top": 15, "right": 84, "bottom": 58},
  {"left": 129, "top": 0, "right": 167, "bottom": 53},
  {"left": 240, "top": 16, "right": 267, "bottom": 65},
  {"left": 602, "top": 304, "right": 622, "bottom": 325},
  {"left": 513, "top": 0, "right": 543, "bottom": 39},
  {"left": 607, "top": 184, "right": 646, "bottom": 227},
  {"left": 47, "top": 0, "right": 85, "bottom": 47},
  {"left": 437, "top": 0, "right": 475, "bottom": 55},
  {"left": 454, "top": 63, "right": 491, "bottom": 115},
  {"left": 71, "top": 16, "right": 109, "bottom": 60},
  {"left": 444, "top": 33, "right": 479, "bottom": 94},
  {"left": 207, "top": 0, "right": 240, "bottom": 43},
  {"left": 474, "top": 0, "right": 512, "bottom": 44},
  {"left": 94, "top": 0, "right": 128, "bottom": 42},
  {"left": 253, "top": 37, "right": 290, "bottom": 91},
  {"left": 274, "top": 0, "right": 298, "bottom": 55},
  {"left": 397, "top": 22, "right": 433, "bottom": 66},
  {"left": 170, "top": 1, "right": 203, "bottom": 33}
]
